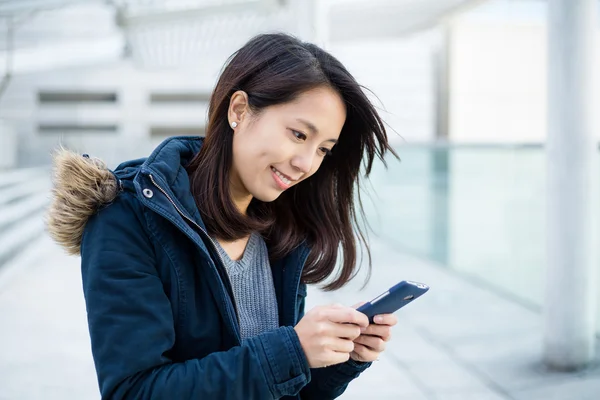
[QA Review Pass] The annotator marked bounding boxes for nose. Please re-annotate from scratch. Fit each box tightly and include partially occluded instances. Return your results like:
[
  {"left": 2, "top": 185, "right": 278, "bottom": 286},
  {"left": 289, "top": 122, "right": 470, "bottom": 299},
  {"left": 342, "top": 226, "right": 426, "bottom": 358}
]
[{"left": 290, "top": 151, "right": 314, "bottom": 175}]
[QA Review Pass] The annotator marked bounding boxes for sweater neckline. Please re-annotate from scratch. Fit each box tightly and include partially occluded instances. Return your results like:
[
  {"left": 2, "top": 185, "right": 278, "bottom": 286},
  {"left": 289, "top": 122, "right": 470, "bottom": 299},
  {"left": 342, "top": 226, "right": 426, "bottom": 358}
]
[{"left": 214, "top": 232, "right": 260, "bottom": 276}]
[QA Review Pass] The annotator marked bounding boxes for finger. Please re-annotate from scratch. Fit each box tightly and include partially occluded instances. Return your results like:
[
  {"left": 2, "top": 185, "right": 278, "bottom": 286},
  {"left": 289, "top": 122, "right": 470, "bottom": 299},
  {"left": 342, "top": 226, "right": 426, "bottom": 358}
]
[
  {"left": 350, "top": 343, "right": 368, "bottom": 362},
  {"left": 330, "top": 322, "right": 362, "bottom": 340},
  {"left": 330, "top": 337, "right": 355, "bottom": 353},
  {"left": 352, "top": 301, "right": 367, "bottom": 309},
  {"left": 351, "top": 343, "right": 379, "bottom": 363},
  {"left": 326, "top": 307, "right": 369, "bottom": 328},
  {"left": 373, "top": 314, "right": 398, "bottom": 326},
  {"left": 354, "top": 335, "right": 386, "bottom": 352},
  {"left": 326, "top": 350, "right": 351, "bottom": 366},
  {"left": 361, "top": 324, "right": 393, "bottom": 341}
]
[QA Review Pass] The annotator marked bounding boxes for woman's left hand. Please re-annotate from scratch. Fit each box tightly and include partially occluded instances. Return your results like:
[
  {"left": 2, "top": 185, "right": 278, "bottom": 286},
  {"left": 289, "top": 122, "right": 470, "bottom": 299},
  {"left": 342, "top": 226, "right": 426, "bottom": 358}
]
[{"left": 349, "top": 306, "right": 398, "bottom": 363}]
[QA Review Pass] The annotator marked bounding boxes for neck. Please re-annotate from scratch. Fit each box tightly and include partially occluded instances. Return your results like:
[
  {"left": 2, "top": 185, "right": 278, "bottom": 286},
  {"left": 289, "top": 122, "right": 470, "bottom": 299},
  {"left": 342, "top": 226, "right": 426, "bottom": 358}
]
[
  {"left": 229, "top": 180, "right": 252, "bottom": 215},
  {"left": 229, "top": 168, "right": 253, "bottom": 215},
  {"left": 233, "top": 193, "right": 252, "bottom": 215}
]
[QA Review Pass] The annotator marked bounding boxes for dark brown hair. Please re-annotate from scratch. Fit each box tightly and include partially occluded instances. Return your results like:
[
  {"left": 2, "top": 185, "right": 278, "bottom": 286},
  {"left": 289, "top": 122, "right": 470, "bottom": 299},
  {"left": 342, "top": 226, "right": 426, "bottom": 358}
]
[{"left": 186, "top": 32, "right": 397, "bottom": 290}]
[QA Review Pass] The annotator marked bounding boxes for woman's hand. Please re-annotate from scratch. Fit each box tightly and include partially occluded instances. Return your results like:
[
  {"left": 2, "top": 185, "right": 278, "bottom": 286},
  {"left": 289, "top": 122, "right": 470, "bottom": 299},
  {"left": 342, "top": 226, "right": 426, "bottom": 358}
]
[
  {"left": 294, "top": 304, "right": 369, "bottom": 368},
  {"left": 349, "top": 304, "right": 398, "bottom": 363}
]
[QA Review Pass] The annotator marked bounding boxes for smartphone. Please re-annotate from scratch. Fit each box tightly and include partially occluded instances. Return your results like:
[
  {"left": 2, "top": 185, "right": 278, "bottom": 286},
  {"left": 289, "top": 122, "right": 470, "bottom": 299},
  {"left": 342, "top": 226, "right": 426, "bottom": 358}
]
[{"left": 356, "top": 280, "right": 429, "bottom": 323}]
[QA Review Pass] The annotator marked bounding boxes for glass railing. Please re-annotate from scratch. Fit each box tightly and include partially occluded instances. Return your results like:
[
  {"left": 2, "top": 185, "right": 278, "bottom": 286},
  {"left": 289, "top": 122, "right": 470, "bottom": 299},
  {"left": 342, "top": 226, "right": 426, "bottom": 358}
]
[{"left": 361, "top": 145, "right": 600, "bottom": 333}]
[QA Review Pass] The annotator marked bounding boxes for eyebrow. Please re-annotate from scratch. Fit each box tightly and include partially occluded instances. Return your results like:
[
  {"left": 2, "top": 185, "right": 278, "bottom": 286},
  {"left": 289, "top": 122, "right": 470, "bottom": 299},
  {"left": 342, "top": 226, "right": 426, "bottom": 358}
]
[{"left": 295, "top": 118, "right": 337, "bottom": 143}]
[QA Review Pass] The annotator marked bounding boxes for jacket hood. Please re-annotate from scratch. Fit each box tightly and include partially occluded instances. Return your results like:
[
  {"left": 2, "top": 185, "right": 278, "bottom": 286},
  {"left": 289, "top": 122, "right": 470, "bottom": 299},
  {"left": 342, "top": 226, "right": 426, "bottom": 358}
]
[
  {"left": 46, "top": 148, "right": 120, "bottom": 255},
  {"left": 47, "top": 136, "right": 204, "bottom": 256}
]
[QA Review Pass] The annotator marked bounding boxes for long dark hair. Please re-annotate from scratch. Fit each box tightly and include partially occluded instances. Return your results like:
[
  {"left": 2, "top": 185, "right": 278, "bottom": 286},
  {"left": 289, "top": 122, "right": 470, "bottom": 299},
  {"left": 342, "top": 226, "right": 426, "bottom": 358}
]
[{"left": 186, "top": 32, "right": 397, "bottom": 290}]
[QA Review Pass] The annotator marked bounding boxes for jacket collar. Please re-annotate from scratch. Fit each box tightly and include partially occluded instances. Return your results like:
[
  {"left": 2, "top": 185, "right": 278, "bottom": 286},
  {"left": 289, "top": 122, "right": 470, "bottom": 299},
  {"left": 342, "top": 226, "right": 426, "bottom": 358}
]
[
  {"left": 134, "top": 135, "right": 311, "bottom": 327},
  {"left": 137, "top": 136, "right": 206, "bottom": 230},
  {"left": 133, "top": 134, "right": 310, "bottom": 262}
]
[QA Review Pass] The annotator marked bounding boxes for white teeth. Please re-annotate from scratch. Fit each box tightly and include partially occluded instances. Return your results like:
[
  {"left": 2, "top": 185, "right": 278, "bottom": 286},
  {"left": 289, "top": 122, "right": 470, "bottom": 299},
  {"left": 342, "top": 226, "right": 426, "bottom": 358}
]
[{"left": 271, "top": 167, "right": 291, "bottom": 185}]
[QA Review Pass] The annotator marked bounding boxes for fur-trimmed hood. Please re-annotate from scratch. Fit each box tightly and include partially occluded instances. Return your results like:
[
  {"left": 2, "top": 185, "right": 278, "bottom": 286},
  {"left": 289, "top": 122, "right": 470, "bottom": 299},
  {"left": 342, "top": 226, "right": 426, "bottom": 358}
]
[
  {"left": 46, "top": 149, "right": 120, "bottom": 256},
  {"left": 46, "top": 136, "right": 205, "bottom": 256}
]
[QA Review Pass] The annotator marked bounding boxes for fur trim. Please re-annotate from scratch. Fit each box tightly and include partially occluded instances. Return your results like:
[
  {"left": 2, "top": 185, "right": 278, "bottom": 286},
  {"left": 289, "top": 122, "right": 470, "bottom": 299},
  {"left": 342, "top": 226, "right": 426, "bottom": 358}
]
[{"left": 46, "top": 147, "right": 119, "bottom": 255}]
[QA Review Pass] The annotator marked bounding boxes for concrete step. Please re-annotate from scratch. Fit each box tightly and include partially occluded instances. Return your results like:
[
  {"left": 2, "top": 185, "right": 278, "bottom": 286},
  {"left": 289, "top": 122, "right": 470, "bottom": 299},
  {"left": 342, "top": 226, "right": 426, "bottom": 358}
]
[
  {"left": 0, "top": 167, "right": 49, "bottom": 191},
  {"left": 0, "top": 175, "right": 51, "bottom": 206},
  {"left": 0, "top": 194, "right": 50, "bottom": 235},
  {"left": 0, "top": 168, "right": 51, "bottom": 268},
  {"left": 0, "top": 209, "right": 46, "bottom": 267}
]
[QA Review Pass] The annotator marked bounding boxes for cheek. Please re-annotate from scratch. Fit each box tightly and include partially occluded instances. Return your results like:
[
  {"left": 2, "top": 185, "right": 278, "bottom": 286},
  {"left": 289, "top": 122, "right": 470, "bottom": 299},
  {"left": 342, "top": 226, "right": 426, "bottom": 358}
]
[
  {"left": 232, "top": 137, "right": 256, "bottom": 181},
  {"left": 232, "top": 137, "right": 270, "bottom": 185},
  {"left": 234, "top": 125, "right": 275, "bottom": 159},
  {"left": 233, "top": 130, "right": 262, "bottom": 161}
]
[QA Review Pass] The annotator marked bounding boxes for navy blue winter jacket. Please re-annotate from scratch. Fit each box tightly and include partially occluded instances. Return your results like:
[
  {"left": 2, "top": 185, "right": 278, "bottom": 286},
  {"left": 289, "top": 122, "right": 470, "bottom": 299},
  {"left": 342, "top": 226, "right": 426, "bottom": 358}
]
[{"left": 50, "top": 136, "right": 371, "bottom": 399}]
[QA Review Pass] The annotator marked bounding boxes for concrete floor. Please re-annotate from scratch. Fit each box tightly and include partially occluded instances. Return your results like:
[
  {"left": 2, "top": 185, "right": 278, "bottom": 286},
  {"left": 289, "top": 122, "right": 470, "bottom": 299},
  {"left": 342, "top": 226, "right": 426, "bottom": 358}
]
[{"left": 0, "top": 233, "right": 598, "bottom": 400}]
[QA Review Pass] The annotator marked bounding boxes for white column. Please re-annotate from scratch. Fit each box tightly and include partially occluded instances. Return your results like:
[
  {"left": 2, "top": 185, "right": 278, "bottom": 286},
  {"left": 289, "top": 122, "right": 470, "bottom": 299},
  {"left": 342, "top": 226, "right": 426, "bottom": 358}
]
[{"left": 545, "top": 0, "right": 598, "bottom": 370}]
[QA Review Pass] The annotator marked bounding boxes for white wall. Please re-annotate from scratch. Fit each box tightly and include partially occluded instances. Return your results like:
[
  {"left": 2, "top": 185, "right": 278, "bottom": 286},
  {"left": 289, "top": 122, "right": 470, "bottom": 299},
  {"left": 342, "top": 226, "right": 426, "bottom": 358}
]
[
  {"left": 0, "top": 60, "right": 222, "bottom": 168},
  {"left": 331, "top": 31, "right": 439, "bottom": 144},
  {"left": 447, "top": 11, "right": 600, "bottom": 143},
  {"left": 0, "top": 28, "right": 440, "bottom": 168}
]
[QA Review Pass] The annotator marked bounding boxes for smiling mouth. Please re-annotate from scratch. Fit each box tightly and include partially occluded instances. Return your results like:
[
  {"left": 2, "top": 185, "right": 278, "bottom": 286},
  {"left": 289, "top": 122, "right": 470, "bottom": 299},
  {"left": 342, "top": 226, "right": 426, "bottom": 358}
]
[{"left": 270, "top": 166, "right": 294, "bottom": 187}]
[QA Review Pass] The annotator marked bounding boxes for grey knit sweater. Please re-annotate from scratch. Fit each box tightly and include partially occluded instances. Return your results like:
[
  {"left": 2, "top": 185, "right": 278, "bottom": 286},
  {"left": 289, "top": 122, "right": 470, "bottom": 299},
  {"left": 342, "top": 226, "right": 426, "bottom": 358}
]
[{"left": 213, "top": 232, "right": 280, "bottom": 340}]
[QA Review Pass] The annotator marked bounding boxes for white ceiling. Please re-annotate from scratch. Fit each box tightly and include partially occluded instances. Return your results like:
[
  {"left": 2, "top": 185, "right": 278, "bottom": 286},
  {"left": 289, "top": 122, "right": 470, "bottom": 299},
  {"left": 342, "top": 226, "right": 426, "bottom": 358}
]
[{"left": 0, "top": 0, "right": 535, "bottom": 73}]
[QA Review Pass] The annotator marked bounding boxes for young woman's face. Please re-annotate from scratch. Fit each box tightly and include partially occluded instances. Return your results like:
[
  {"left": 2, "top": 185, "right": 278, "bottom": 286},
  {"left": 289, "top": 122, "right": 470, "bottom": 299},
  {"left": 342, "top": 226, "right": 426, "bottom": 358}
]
[{"left": 229, "top": 86, "right": 346, "bottom": 205}]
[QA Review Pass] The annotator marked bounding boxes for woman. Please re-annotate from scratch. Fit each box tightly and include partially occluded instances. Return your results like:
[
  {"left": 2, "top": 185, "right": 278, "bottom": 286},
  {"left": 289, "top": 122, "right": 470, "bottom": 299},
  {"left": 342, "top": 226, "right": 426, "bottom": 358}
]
[{"left": 47, "top": 32, "right": 399, "bottom": 399}]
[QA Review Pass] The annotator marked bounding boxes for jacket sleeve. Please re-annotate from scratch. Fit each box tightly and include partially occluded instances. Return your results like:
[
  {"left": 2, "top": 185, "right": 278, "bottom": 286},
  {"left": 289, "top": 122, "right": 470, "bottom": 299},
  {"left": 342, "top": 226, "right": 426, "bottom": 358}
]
[
  {"left": 80, "top": 193, "right": 310, "bottom": 400},
  {"left": 296, "top": 292, "right": 372, "bottom": 399}
]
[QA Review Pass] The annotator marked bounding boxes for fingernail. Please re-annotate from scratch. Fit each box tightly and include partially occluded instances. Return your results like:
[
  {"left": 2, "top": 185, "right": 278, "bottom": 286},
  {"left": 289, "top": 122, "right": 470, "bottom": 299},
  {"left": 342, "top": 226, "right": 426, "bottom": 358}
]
[{"left": 374, "top": 316, "right": 383, "bottom": 323}]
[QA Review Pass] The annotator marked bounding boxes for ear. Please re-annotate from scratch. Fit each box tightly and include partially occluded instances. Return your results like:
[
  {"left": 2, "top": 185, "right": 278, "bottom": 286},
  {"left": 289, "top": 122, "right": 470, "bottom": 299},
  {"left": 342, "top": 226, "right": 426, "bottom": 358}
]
[{"left": 228, "top": 90, "right": 249, "bottom": 126}]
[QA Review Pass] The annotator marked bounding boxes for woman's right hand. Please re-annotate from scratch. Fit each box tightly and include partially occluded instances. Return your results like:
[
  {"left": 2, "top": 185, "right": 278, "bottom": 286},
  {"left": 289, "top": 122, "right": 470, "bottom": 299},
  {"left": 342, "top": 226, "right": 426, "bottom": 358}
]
[{"left": 293, "top": 304, "right": 369, "bottom": 368}]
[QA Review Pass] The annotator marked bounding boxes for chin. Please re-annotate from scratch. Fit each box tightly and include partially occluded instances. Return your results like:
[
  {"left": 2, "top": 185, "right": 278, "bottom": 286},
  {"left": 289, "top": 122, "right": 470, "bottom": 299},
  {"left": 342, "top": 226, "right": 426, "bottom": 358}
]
[{"left": 252, "top": 189, "right": 284, "bottom": 203}]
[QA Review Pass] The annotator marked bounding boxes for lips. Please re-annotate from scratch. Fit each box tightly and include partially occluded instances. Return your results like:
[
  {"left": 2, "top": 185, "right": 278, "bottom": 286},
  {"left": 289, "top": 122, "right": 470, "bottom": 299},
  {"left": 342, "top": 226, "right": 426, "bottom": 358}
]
[
  {"left": 271, "top": 167, "right": 292, "bottom": 185},
  {"left": 270, "top": 166, "right": 295, "bottom": 190}
]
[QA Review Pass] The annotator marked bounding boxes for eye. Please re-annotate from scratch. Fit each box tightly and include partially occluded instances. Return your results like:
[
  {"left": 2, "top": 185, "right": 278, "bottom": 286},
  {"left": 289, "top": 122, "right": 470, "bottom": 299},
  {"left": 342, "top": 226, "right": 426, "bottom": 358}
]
[
  {"left": 290, "top": 129, "right": 307, "bottom": 141},
  {"left": 318, "top": 147, "right": 333, "bottom": 157}
]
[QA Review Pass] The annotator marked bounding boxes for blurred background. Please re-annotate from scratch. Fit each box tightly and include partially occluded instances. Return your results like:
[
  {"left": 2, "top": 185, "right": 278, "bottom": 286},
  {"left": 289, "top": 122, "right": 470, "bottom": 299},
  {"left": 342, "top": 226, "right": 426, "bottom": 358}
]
[{"left": 0, "top": 0, "right": 599, "bottom": 399}]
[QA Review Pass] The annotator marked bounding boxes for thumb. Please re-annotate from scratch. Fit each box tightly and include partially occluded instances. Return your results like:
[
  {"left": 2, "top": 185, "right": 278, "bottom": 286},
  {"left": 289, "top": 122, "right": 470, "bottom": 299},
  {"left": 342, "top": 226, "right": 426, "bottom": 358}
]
[{"left": 352, "top": 301, "right": 367, "bottom": 309}]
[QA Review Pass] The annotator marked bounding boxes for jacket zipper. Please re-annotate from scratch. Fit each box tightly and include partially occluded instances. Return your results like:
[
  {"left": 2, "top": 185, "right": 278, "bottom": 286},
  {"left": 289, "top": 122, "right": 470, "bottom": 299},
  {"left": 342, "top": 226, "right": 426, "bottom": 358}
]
[{"left": 148, "top": 174, "right": 242, "bottom": 340}]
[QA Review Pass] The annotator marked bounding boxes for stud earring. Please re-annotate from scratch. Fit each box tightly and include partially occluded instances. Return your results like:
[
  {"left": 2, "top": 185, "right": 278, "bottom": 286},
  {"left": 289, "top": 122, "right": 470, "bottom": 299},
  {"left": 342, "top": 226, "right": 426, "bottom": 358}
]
[{"left": 231, "top": 122, "right": 238, "bottom": 128}]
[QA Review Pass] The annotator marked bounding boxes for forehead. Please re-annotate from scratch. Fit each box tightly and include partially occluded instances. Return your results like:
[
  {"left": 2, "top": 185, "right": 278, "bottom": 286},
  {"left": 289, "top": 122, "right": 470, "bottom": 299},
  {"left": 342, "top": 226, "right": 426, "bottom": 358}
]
[{"left": 273, "top": 87, "right": 347, "bottom": 139}]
